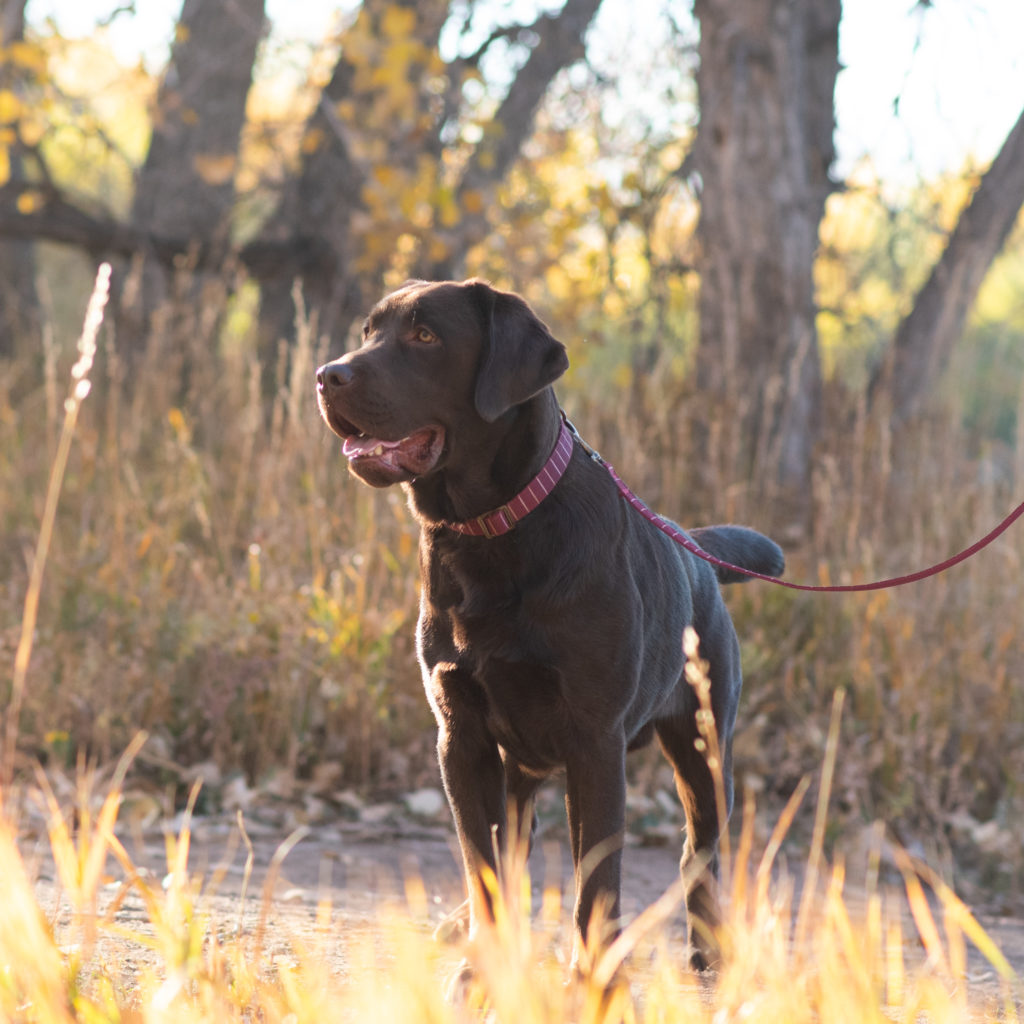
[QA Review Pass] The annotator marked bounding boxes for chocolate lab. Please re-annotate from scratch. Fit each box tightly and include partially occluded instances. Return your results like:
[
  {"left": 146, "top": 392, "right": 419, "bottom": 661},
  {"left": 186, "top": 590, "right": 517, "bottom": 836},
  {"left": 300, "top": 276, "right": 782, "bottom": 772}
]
[{"left": 316, "top": 279, "right": 784, "bottom": 974}]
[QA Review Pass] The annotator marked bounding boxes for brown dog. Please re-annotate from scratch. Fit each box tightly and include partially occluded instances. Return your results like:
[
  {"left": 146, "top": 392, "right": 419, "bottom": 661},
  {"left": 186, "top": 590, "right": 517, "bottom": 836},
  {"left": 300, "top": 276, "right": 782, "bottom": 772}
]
[{"left": 316, "top": 279, "right": 784, "bottom": 975}]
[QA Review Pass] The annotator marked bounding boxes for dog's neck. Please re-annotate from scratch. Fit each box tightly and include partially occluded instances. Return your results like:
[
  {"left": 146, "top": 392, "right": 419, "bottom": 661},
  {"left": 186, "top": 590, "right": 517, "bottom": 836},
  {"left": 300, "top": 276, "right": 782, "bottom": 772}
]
[{"left": 404, "top": 392, "right": 563, "bottom": 528}]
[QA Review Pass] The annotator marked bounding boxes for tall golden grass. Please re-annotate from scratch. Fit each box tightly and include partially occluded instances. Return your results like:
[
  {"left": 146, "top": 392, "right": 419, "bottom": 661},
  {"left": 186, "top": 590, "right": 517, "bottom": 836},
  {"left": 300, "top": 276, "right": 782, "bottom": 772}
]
[
  {"left": 9, "top": 267, "right": 1020, "bottom": 876},
  {"left": 2, "top": 262, "right": 1024, "bottom": 1018},
  {"left": 1, "top": 628, "right": 1019, "bottom": 1021}
]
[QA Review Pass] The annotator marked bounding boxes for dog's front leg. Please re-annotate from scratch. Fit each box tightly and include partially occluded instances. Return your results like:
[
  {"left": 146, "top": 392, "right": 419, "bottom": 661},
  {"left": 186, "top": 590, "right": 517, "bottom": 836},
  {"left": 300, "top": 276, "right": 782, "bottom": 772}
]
[
  {"left": 430, "top": 665, "right": 506, "bottom": 936},
  {"left": 433, "top": 753, "right": 543, "bottom": 945},
  {"left": 438, "top": 725, "right": 505, "bottom": 929},
  {"left": 564, "top": 742, "right": 627, "bottom": 968},
  {"left": 436, "top": 716, "right": 507, "bottom": 1001}
]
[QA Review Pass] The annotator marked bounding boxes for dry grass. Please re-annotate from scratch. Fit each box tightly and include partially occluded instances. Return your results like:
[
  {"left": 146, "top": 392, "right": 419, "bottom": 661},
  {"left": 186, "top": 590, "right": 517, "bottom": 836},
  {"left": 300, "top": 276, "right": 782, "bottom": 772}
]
[
  {"left": 2, "top": 693, "right": 1021, "bottom": 1022},
  {"left": 6, "top": 258, "right": 1024, "bottom": 958},
  {"left": 6, "top": 268, "right": 1024, "bottom": 1019},
  {"left": 4, "top": 579, "right": 1023, "bottom": 1021}
]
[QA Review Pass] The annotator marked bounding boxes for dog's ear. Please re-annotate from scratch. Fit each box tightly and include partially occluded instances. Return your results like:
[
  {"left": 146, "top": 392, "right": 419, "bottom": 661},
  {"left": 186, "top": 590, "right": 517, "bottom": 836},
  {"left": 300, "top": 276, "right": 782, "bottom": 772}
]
[{"left": 469, "top": 281, "right": 569, "bottom": 422}]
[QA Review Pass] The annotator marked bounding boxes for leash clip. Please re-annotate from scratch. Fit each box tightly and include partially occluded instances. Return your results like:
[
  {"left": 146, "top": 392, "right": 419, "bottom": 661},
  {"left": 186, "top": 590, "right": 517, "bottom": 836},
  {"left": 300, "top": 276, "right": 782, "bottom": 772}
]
[{"left": 561, "top": 411, "right": 605, "bottom": 465}]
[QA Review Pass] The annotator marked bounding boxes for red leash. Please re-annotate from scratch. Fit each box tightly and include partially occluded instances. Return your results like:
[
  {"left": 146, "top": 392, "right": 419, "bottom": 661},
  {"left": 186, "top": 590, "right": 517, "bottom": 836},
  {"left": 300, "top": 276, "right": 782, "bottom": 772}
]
[{"left": 564, "top": 416, "right": 1024, "bottom": 594}]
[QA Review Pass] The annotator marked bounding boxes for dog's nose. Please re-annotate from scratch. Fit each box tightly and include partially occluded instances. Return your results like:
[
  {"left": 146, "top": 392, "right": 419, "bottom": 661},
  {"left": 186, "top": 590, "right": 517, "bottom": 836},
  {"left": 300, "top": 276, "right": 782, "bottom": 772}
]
[{"left": 316, "top": 361, "right": 353, "bottom": 392}]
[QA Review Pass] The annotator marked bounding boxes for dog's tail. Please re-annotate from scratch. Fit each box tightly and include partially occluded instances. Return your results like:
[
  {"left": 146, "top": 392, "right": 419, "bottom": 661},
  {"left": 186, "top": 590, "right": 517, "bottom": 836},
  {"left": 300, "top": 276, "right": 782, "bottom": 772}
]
[{"left": 688, "top": 525, "right": 785, "bottom": 585}]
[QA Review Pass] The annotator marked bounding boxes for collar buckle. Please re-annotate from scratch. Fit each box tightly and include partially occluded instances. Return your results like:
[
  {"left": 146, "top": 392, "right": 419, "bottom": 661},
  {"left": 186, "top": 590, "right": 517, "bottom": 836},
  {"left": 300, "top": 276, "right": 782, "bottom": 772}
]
[{"left": 475, "top": 504, "right": 516, "bottom": 538}]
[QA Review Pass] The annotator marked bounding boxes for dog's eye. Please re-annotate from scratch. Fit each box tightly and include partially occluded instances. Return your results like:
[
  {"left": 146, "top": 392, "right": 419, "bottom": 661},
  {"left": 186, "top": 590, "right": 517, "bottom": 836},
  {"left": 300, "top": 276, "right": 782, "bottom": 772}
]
[{"left": 413, "top": 326, "right": 439, "bottom": 345}]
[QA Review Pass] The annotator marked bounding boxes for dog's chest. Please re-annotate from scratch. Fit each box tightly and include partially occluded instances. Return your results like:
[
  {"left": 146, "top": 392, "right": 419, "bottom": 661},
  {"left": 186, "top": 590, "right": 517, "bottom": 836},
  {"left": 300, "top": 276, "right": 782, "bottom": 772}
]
[
  {"left": 431, "top": 563, "right": 542, "bottom": 666},
  {"left": 422, "top": 550, "right": 575, "bottom": 766},
  {"left": 425, "top": 544, "right": 529, "bottom": 642},
  {"left": 427, "top": 607, "right": 572, "bottom": 769}
]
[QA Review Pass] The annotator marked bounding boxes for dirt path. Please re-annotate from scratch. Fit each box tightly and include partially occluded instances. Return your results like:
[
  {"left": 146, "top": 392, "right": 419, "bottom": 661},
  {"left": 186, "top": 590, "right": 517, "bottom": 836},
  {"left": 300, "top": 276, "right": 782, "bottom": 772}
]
[
  {"left": 22, "top": 807, "right": 1024, "bottom": 1010},
  {"left": 26, "top": 812, "right": 689, "bottom": 951}
]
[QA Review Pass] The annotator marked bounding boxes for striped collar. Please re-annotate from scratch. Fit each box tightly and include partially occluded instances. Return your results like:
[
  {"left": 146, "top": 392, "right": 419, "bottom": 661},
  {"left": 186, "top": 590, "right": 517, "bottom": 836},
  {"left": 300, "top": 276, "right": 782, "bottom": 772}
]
[{"left": 442, "top": 418, "right": 574, "bottom": 538}]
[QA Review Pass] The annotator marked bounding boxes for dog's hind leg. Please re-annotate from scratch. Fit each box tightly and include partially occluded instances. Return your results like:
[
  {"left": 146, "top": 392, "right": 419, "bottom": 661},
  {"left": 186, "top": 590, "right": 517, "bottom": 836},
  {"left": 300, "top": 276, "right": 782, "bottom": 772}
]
[{"left": 655, "top": 712, "right": 734, "bottom": 971}]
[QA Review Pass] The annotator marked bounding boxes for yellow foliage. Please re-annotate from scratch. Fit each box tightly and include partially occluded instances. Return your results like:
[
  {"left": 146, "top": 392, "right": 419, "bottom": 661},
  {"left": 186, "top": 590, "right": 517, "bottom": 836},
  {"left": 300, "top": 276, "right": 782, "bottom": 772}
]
[
  {"left": 5, "top": 39, "right": 48, "bottom": 73},
  {"left": 972, "top": 215, "right": 1024, "bottom": 330},
  {"left": 544, "top": 263, "right": 574, "bottom": 302},
  {"left": 462, "top": 189, "right": 484, "bottom": 215},
  {"left": 372, "top": 163, "right": 397, "bottom": 188},
  {"left": 427, "top": 236, "right": 449, "bottom": 264},
  {"left": 398, "top": 186, "right": 420, "bottom": 223},
  {"left": 821, "top": 188, "right": 884, "bottom": 253},
  {"left": 16, "top": 188, "right": 44, "bottom": 213},
  {"left": 193, "top": 152, "right": 237, "bottom": 186},
  {"left": 369, "top": 52, "right": 415, "bottom": 94},
  {"left": 381, "top": 5, "right": 417, "bottom": 39},
  {"left": 300, "top": 126, "right": 325, "bottom": 155},
  {"left": 18, "top": 111, "right": 45, "bottom": 145},
  {"left": 435, "top": 185, "right": 458, "bottom": 227},
  {"left": 168, "top": 407, "right": 191, "bottom": 444},
  {"left": 813, "top": 165, "right": 1004, "bottom": 384},
  {"left": 0, "top": 145, "right": 7, "bottom": 186},
  {"left": 0, "top": 88, "right": 20, "bottom": 122}
]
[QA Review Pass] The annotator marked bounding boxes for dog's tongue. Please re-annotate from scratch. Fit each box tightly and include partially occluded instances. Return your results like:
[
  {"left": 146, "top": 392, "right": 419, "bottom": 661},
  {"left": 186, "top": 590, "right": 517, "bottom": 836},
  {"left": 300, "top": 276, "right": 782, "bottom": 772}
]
[
  {"left": 340, "top": 426, "right": 444, "bottom": 480},
  {"left": 342, "top": 435, "right": 399, "bottom": 459}
]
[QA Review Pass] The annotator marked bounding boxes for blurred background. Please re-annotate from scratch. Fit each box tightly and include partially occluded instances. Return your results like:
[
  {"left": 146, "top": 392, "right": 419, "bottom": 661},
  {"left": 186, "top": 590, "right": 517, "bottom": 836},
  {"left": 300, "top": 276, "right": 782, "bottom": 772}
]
[{"left": 1, "top": 0, "right": 1023, "bottom": 908}]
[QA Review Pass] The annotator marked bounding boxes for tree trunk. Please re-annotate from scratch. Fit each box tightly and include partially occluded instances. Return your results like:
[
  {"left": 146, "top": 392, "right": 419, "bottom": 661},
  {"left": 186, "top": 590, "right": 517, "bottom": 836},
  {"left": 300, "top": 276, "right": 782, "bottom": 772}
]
[
  {"left": 118, "top": 0, "right": 265, "bottom": 354},
  {"left": 0, "top": 0, "right": 40, "bottom": 357},
  {"left": 252, "top": 10, "right": 370, "bottom": 361},
  {"left": 871, "top": 105, "right": 1024, "bottom": 425},
  {"left": 692, "top": 0, "right": 839, "bottom": 521}
]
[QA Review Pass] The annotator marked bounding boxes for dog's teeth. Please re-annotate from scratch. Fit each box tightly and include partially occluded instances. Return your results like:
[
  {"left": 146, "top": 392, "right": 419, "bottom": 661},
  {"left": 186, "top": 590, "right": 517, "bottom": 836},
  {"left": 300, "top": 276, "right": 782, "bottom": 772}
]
[{"left": 373, "top": 445, "right": 384, "bottom": 456}]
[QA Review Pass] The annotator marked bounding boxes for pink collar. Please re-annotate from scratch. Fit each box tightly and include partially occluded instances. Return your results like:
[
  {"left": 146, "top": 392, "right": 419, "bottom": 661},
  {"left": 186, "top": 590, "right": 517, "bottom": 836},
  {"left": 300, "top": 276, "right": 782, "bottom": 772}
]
[{"left": 443, "top": 419, "right": 574, "bottom": 538}]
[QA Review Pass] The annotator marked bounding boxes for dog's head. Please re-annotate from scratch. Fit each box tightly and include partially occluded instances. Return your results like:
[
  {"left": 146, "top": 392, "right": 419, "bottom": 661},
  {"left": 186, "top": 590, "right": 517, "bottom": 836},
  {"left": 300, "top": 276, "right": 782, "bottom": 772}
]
[{"left": 316, "top": 279, "right": 568, "bottom": 488}]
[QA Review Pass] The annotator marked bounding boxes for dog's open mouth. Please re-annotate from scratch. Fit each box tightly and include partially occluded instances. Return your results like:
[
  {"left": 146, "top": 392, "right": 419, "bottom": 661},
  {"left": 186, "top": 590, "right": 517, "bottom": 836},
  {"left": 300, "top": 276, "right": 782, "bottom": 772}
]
[{"left": 335, "top": 420, "right": 445, "bottom": 483}]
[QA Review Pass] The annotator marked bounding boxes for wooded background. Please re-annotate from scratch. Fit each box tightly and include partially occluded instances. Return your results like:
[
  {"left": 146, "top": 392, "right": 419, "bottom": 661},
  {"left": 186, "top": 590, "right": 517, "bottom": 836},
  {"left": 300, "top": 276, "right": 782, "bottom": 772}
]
[
  {"left": 4, "top": 0, "right": 1022, "bottom": 500},
  {"left": 2, "top": 0, "right": 1024, "bottom": 902}
]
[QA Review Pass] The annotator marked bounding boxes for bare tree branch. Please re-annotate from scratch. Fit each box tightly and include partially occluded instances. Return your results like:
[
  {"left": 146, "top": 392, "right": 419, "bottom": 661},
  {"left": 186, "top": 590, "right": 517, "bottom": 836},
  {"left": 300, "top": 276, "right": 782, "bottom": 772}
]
[
  {"left": 872, "top": 105, "right": 1024, "bottom": 422},
  {"left": 428, "top": 0, "right": 604, "bottom": 277},
  {"left": 0, "top": 184, "right": 327, "bottom": 277}
]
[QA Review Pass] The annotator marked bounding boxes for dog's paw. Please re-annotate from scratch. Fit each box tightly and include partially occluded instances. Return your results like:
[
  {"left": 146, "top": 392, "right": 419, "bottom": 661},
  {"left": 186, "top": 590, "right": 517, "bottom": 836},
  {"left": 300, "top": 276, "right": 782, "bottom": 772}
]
[
  {"left": 443, "top": 959, "right": 476, "bottom": 1004},
  {"left": 688, "top": 946, "right": 721, "bottom": 975},
  {"left": 433, "top": 898, "right": 471, "bottom": 944}
]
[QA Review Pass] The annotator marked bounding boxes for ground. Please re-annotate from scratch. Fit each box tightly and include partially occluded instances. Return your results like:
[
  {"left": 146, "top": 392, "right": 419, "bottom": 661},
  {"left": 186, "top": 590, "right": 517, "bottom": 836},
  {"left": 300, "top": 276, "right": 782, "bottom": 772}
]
[{"left": 19, "top": 785, "right": 1024, "bottom": 1010}]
